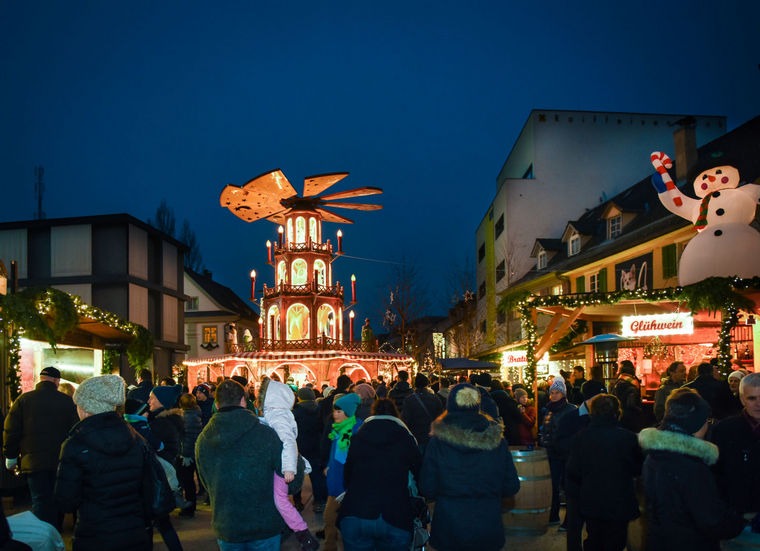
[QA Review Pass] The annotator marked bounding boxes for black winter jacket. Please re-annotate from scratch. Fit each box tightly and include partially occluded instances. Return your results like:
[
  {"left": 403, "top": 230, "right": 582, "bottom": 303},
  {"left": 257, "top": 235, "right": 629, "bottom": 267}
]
[
  {"left": 339, "top": 416, "right": 422, "bottom": 532},
  {"left": 180, "top": 407, "right": 203, "bottom": 460},
  {"left": 420, "top": 411, "right": 519, "bottom": 551},
  {"left": 294, "top": 400, "right": 322, "bottom": 463},
  {"left": 3, "top": 381, "right": 79, "bottom": 473},
  {"left": 401, "top": 389, "right": 443, "bottom": 451},
  {"left": 148, "top": 408, "right": 184, "bottom": 463},
  {"left": 710, "top": 412, "right": 760, "bottom": 513},
  {"left": 55, "top": 412, "right": 150, "bottom": 551},
  {"left": 388, "top": 381, "right": 413, "bottom": 414},
  {"left": 490, "top": 389, "right": 522, "bottom": 446},
  {"left": 684, "top": 375, "right": 735, "bottom": 420},
  {"left": 566, "top": 417, "right": 642, "bottom": 521},
  {"left": 639, "top": 427, "right": 745, "bottom": 551}
]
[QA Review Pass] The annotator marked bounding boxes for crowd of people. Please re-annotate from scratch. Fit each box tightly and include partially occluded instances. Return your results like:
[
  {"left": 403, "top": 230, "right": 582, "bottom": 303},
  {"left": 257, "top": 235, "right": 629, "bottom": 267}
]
[{"left": 0, "top": 358, "right": 759, "bottom": 550}]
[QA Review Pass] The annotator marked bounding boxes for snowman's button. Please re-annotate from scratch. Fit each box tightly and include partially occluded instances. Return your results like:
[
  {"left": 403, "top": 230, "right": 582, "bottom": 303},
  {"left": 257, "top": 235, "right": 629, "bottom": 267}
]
[
  {"left": 716, "top": 208, "right": 725, "bottom": 216},
  {"left": 714, "top": 230, "right": 723, "bottom": 236},
  {"left": 713, "top": 191, "right": 721, "bottom": 198}
]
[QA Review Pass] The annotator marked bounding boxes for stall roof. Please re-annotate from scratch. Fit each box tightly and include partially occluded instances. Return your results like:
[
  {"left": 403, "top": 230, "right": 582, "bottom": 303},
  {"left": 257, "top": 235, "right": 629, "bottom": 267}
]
[{"left": 439, "top": 358, "right": 500, "bottom": 370}]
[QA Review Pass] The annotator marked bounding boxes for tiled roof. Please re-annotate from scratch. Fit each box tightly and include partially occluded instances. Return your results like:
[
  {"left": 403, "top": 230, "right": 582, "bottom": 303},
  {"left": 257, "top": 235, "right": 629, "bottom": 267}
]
[
  {"left": 517, "top": 115, "right": 760, "bottom": 284},
  {"left": 185, "top": 268, "right": 258, "bottom": 319}
]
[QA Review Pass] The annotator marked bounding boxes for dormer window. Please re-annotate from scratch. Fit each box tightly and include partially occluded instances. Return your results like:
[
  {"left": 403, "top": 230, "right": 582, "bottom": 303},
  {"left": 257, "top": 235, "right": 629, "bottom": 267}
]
[
  {"left": 608, "top": 214, "right": 622, "bottom": 239},
  {"left": 537, "top": 250, "right": 547, "bottom": 270},
  {"left": 569, "top": 232, "right": 581, "bottom": 256}
]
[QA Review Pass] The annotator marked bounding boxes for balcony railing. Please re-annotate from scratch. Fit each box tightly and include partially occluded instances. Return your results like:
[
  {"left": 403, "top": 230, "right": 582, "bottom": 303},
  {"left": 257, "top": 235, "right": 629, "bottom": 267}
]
[
  {"left": 262, "top": 283, "right": 344, "bottom": 299},
  {"left": 225, "top": 337, "right": 380, "bottom": 354},
  {"left": 274, "top": 241, "right": 333, "bottom": 255}
]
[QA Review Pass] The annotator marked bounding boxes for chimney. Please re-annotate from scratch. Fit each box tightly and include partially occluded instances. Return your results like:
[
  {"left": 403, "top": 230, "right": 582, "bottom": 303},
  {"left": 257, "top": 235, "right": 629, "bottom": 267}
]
[{"left": 673, "top": 116, "right": 698, "bottom": 184}]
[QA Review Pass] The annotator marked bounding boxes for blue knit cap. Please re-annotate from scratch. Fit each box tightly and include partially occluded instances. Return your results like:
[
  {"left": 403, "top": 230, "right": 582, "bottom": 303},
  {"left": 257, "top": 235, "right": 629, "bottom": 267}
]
[
  {"left": 334, "top": 392, "right": 362, "bottom": 417},
  {"left": 151, "top": 384, "right": 182, "bottom": 409}
]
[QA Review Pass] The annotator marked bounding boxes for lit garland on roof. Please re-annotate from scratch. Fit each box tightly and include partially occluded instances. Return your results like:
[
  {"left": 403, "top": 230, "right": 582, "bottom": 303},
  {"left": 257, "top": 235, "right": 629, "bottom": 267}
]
[
  {"left": 1, "top": 288, "right": 153, "bottom": 398},
  {"left": 512, "top": 277, "right": 760, "bottom": 394}
]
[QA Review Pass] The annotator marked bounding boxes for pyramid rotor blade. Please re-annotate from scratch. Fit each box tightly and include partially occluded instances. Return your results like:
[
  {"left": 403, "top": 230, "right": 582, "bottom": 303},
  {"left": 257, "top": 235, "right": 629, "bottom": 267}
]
[
  {"left": 265, "top": 209, "right": 291, "bottom": 225},
  {"left": 242, "top": 169, "right": 298, "bottom": 199},
  {"left": 220, "top": 184, "right": 286, "bottom": 223},
  {"left": 319, "top": 186, "right": 383, "bottom": 201},
  {"left": 303, "top": 172, "right": 349, "bottom": 197},
  {"left": 321, "top": 202, "right": 383, "bottom": 211},
  {"left": 315, "top": 207, "right": 354, "bottom": 224}
]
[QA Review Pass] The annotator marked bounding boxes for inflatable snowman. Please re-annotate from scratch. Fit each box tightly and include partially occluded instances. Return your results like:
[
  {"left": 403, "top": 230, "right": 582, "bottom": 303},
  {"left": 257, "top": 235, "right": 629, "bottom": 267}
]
[{"left": 651, "top": 151, "right": 760, "bottom": 285}]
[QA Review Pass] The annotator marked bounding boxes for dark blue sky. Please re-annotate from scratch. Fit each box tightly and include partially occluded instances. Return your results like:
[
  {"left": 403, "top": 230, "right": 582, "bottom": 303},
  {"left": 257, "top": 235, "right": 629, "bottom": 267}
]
[{"left": 2, "top": 1, "right": 759, "bottom": 322}]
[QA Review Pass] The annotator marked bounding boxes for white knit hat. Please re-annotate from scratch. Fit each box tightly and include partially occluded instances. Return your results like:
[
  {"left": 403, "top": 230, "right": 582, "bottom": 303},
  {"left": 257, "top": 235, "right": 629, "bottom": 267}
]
[{"left": 74, "top": 375, "right": 126, "bottom": 415}]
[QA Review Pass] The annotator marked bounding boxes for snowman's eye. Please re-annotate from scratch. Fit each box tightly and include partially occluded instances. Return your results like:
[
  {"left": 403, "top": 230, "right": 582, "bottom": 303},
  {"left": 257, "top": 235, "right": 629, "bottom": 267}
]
[
  {"left": 702, "top": 175, "right": 709, "bottom": 180},
  {"left": 716, "top": 169, "right": 723, "bottom": 174}
]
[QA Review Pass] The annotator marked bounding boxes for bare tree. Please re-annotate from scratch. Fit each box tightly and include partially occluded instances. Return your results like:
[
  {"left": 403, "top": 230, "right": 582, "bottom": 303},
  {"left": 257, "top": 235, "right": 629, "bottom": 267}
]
[
  {"left": 179, "top": 220, "right": 204, "bottom": 272},
  {"left": 382, "top": 259, "right": 429, "bottom": 356},
  {"left": 150, "top": 199, "right": 176, "bottom": 237}
]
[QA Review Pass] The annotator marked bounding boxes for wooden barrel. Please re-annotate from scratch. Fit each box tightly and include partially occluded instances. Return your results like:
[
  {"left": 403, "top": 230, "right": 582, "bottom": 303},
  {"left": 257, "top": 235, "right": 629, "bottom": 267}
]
[{"left": 503, "top": 446, "right": 551, "bottom": 535}]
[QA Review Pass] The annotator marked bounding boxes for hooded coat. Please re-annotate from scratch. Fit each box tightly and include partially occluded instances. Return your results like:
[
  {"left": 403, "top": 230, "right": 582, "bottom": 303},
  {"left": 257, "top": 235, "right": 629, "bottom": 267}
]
[
  {"left": 55, "top": 411, "right": 150, "bottom": 551},
  {"left": 195, "top": 407, "right": 285, "bottom": 543},
  {"left": 261, "top": 381, "right": 298, "bottom": 474},
  {"left": 339, "top": 415, "right": 422, "bottom": 533},
  {"left": 639, "top": 427, "right": 746, "bottom": 551},
  {"left": 420, "top": 411, "right": 519, "bottom": 551}
]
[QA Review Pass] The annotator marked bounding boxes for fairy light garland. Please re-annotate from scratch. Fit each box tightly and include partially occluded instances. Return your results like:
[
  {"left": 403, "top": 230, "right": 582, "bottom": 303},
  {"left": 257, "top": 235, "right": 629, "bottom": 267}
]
[{"left": 513, "top": 277, "right": 760, "bottom": 395}]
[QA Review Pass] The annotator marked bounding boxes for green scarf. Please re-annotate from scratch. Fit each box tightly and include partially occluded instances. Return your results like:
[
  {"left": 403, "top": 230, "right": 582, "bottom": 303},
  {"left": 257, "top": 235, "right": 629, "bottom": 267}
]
[{"left": 329, "top": 416, "right": 357, "bottom": 453}]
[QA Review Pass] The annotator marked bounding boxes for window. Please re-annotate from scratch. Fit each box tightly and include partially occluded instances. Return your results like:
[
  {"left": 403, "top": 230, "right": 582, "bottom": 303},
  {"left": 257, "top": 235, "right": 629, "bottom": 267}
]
[
  {"left": 569, "top": 233, "right": 581, "bottom": 256},
  {"left": 608, "top": 215, "right": 622, "bottom": 239},
  {"left": 478, "top": 243, "right": 486, "bottom": 263},
  {"left": 202, "top": 326, "right": 218, "bottom": 344},
  {"left": 522, "top": 163, "right": 534, "bottom": 179},
  {"left": 575, "top": 276, "right": 585, "bottom": 293},
  {"left": 496, "top": 310, "right": 506, "bottom": 324},
  {"left": 495, "top": 214, "right": 504, "bottom": 238},
  {"left": 537, "top": 250, "right": 547, "bottom": 270},
  {"left": 478, "top": 281, "right": 486, "bottom": 299},
  {"left": 589, "top": 272, "right": 599, "bottom": 293},
  {"left": 662, "top": 244, "right": 678, "bottom": 279},
  {"left": 186, "top": 296, "right": 199, "bottom": 311},
  {"left": 496, "top": 260, "right": 506, "bottom": 282}
]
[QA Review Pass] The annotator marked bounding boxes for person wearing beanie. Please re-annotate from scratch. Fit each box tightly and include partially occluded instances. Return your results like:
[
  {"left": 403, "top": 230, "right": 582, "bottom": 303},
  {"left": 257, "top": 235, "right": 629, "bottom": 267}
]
[
  {"left": 402, "top": 372, "right": 443, "bottom": 453},
  {"left": 319, "top": 393, "right": 364, "bottom": 551},
  {"left": 610, "top": 360, "right": 645, "bottom": 433},
  {"left": 353, "top": 383, "right": 376, "bottom": 421},
  {"left": 176, "top": 393, "right": 203, "bottom": 518},
  {"left": 639, "top": 388, "right": 746, "bottom": 550},
  {"left": 318, "top": 375, "right": 353, "bottom": 427},
  {"left": 711, "top": 372, "right": 760, "bottom": 517},
  {"left": 294, "top": 386, "right": 327, "bottom": 514},
  {"left": 421, "top": 384, "right": 519, "bottom": 551},
  {"left": 683, "top": 362, "right": 735, "bottom": 421},
  {"left": 147, "top": 385, "right": 186, "bottom": 551},
  {"left": 540, "top": 373, "right": 577, "bottom": 525},
  {"left": 191, "top": 383, "right": 213, "bottom": 427},
  {"left": 55, "top": 375, "right": 151, "bottom": 550},
  {"left": 3, "top": 366, "right": 79, "bottom": 529},
  {"left": 725, "top": 369, "right": 747, "bottom": 416}
]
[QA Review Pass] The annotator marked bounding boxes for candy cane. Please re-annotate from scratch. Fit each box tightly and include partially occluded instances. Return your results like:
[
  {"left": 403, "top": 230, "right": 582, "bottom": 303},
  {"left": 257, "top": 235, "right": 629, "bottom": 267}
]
[{"left": 650, "top": 151, "right": 682, "bottom": 207}]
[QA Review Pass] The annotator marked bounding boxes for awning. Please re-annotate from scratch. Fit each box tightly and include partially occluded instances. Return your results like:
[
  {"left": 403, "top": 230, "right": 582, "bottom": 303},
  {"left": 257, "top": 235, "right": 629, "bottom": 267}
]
[
  {"left": 183, "top": 349, "right": 414, "bottom": 367},
  {"left": 438, "top": 358, "right": 500, "bottom": 370}
]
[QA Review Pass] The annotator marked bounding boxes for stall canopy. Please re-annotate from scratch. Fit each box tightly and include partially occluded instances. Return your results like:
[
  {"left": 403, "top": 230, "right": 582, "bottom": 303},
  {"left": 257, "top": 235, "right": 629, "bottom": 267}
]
[{"left": 439, "top": 358, "right": 500, "bottom": 370}]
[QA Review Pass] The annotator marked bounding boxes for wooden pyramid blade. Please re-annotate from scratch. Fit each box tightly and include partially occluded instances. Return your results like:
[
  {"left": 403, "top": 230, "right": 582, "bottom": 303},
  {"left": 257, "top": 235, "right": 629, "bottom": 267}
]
[
  {"left": 315, "top": 207, "right": 354, "bottom": 224},
  {"left": 220, "top": 184, "right": 286, "bottom": 223},
  {"left": 242, "top": 169, "right": 298, "bottom": 198},
  {"left": 319, "top": 186, "right": 383, "bottom": 201},
  {"left": 321, "top": 202, "right": 383, "bottom": 211},
  {"left": 303, "top": 172, "right": 349, "bottom": 197},
  {"left": 265, "top": 209, "right": 291, "bottom": 225}
]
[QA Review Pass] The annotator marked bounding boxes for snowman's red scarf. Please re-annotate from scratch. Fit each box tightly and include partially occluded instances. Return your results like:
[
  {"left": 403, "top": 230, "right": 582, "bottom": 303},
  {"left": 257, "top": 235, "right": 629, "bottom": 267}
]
[{"left": 694, "top": 193, "right": 714, "bottom": 231}]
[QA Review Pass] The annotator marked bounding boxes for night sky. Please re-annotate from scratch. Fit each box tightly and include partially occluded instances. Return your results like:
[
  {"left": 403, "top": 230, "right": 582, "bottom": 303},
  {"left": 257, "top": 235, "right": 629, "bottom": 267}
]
[{"left": 1, "top": 1, "right": 759, "bottom": 323}]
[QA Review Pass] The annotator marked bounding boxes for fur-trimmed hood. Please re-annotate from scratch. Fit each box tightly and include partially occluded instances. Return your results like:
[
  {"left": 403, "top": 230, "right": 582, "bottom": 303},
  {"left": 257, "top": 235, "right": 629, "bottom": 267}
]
[
  {"left": 638, "top": 427, "right": 719, "bottom": 466},
  {"left": 430, "top": 411, "right": 503, "bottom": 451}
]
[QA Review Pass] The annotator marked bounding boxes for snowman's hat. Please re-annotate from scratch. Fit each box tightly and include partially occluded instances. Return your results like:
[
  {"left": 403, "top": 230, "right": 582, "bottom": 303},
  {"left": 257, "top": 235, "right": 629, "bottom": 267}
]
[{"left": 688, "top": 154, "right": 742, "bottom": 184}]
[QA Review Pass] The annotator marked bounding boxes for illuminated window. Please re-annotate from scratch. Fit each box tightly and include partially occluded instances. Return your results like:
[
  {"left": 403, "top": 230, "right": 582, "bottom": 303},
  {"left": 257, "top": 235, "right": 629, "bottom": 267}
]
[
  {"left": 202, "top": 326, "right": 217, "bottom": 344},
  {"left": 286, "top": 219, "right": 294, "bottom": 244},
  {"left": 309, "top": 217, "right": 318, "bottom": 243},
  {"left": 291, "top": 259, "right": 307, "bottom": 285},
  {"left": 314, "top": 260, "right": 327, "bottom": 285},
  {"left": 287, "top": 304, "right": 310, "bottom": 340},
  {"left": 608, "top": 215, "right": 622, "bottom": 239},
  {"left": 295, "top": 216, "right": 307, "bottom": 243}
]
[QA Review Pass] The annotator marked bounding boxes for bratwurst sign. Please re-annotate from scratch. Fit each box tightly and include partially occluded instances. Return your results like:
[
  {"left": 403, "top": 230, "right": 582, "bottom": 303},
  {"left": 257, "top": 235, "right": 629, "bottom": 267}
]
[{"left": 621, "top": 313, "right": 694, "bottom": 337}]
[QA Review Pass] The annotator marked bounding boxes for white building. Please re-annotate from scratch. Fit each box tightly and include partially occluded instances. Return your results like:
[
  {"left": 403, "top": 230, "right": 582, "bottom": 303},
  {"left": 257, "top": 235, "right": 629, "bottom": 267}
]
[{"left": 475, "top": 110, "right": 725, "bottom": 355}]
